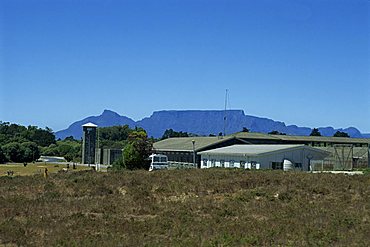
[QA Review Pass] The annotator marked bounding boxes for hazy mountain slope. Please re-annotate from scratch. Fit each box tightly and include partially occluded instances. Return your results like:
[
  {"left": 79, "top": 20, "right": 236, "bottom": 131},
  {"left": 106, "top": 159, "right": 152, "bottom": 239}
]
[
  {"left": 55, "top": 109, "right": 367, "bottom": 139},
  {"left": 55, "top": 110, "right": 136, "bottom": 140}
]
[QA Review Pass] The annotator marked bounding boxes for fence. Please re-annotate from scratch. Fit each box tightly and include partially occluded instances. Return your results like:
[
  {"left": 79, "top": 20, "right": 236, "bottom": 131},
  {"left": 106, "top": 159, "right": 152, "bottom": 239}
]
[
  {"left": 317, "top": 145, "right": 369, "bottom": 171},
  {"left": 168, "top": 162, "right": 197, "bottom": 169}
]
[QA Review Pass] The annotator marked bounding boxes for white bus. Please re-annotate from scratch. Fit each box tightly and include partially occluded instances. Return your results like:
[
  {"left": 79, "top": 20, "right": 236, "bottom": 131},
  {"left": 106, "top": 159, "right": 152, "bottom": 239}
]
[{"left": 148, "top": 154, "right": 168, "bottom": 171}]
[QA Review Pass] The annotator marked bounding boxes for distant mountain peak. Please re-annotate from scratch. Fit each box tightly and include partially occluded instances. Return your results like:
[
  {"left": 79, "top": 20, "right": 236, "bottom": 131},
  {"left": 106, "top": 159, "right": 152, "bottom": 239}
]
[
  {"left": 101, "top": 109, "right": 120, "bottom": 116},
  {"left": 55, "top": 110, "right": 135, "bottom": 140},
  {"left": 55, "top": 109, "right": 368, "bottom": 139}
]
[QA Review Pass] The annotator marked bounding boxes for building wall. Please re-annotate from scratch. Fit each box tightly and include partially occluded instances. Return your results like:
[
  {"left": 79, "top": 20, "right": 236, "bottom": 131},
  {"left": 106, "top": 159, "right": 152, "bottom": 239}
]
[
  {"left": 238, "top": 137, "right": 370, "bottom": 167},
  {"left": 200, "top": 148, "right": 327, "bottom": 171},
  {"left": 155, "top": 138, "right": 247, "bottom": 167},
  {"left": 103, "top": 149, "right": 122, "bottom": 165},
  {"left": 156, "top": 151, "right": 199, "bottom": 165},
  {"left": 95, "top": 148, "right": 123, "bottom": 165},
  {"left": 157, "top": 151, "right": 185, "bottom": 163}
]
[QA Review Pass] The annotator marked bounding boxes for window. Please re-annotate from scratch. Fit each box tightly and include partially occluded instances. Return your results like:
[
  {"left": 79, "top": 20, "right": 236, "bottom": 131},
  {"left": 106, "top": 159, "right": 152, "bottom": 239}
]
[
  {"left": 240, "top": 161, "right": 245, "bottom": 169},
  {"left": 250, "top": 161, "right": 258, "bottom": 169},
  {"left": 220, "top": 160, "right": 225, "bottom": 168},
  {"left": 203, "top": 159, "right": 208, "bottom": 168},
  {"left": 229, "top": 160, "right": 234, "bottom": 168},
  {"left": 272, "top": 162, "right": 283, "bottom": 170}
]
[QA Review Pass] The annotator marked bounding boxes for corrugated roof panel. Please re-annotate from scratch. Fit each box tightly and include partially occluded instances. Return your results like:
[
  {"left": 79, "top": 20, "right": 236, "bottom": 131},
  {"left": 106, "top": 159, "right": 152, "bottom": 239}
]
[
  {"left": 153, "top": 136, "right": 236, "bottom": 152},
  {"left": 198, "top": 144, "right": 306, "bottom": 156}
]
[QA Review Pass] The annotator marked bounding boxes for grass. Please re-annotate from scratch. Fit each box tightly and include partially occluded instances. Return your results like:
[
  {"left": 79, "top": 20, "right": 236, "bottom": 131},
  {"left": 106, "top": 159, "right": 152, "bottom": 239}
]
[
  {"left": 355, "top": 167, "right": 370, "bottom": 175},
  {"left": 0, "top": 163, "right": 91, "bottom": 177},
  {"left": 0, "top": 169, "right": 369, "bottom": 246}
]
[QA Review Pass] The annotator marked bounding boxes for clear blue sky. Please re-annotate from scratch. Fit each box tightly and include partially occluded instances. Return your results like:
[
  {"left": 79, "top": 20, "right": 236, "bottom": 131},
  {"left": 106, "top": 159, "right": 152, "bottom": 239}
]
[{"left": 1, "top": 0, "right": 369, "bottom": 133}]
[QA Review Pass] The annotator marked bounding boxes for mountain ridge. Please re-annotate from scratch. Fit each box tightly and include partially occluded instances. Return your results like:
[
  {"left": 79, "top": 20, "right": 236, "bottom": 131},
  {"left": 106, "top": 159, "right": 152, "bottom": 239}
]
[{"left": 55, "top": 109, "right": 368, "bottom": 139}]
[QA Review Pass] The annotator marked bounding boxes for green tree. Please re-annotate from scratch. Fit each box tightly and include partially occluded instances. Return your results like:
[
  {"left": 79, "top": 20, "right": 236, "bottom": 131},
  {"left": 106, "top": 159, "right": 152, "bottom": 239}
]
[
  {"left": 121, "top": 131, "right": 153, "bottom": 170},
  {"left": 310, "top": 128, "right": 322, "bottom": 136},
  {"left": 20, "top": 142, "right": 40, "bottom": 162},
  {"left": 3, "top": 142, "right": 22, "bottom": 162},
  {"left": 98, "top": 125, "right": 133, "bottom": 149},
  {"left": 27, "top": 126, "right": 56, "bottom": 147},
  {"left": 0, "top": 122, "right": 28, "bottom": 145},
  {"left": 333, "top": 131, "right": 350, "bottom": 138},
  {"left": 41, "top": 139, "right": 82, "bottom": 162},
  {"left": 0, "top": 146, "right": 6, "bottom": 163},
  {"left": 99, "top": 125, "right": 132, "bottom": 141},
  {"left": 161, "top": 129, "right": 190, "bottom": 139},
  {"left": 268, "top": 130, "right": 286, "bottom": 135},
  {"left": 42, "top": 143, "right": 59, "bottom": 156},
  {"left": 112, "top": 155, "right": 124, "bottom": 169},
  {"left": 57, "top": 140, "right": 81, "bottom": 162},
  {"left": 64, "top": 136, "right": 76, "bottom": 141},
  {"left": 242, "top": 127, "right": 250, "bottom": 132},
  {"left": 2, "top": 142, "right": 40, "bottom": 163}
]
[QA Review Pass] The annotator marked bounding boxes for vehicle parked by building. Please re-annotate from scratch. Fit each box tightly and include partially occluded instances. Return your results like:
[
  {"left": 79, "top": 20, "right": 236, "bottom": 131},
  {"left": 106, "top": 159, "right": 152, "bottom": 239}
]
[{"left": 148, "top": 154, "right": 168, "bottom": 171}]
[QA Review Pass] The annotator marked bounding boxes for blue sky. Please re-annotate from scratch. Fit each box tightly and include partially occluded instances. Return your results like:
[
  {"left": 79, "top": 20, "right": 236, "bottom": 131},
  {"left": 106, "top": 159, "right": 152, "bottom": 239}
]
[{"left": 1, "top": 0, "right": 369, "bottom": 133}]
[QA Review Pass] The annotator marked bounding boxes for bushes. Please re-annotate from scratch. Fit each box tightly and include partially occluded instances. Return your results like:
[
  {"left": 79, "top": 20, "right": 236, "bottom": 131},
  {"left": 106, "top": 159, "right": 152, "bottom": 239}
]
[
  {"left": 0, "top": 170, "right": 369, "bottom": 246},
  {"left": 2, "top": 141, "right": 40, "bottom": 163}
]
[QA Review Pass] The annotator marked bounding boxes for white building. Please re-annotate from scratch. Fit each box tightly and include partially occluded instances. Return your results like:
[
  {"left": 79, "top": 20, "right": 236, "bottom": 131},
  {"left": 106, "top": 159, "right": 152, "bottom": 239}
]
[{"left": 198, "top": 144, "right": 329, "bottom": 171}]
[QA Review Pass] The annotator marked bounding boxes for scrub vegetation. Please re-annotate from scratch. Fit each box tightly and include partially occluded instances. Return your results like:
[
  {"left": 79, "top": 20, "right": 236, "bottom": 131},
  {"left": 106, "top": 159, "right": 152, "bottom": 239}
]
[{"left": 0, "top": 169, "right": 369, "bottom": 246}]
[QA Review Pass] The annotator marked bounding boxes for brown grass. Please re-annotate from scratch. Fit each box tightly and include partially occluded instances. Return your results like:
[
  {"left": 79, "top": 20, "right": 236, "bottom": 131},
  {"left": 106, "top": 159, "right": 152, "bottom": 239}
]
[
  {"left": 0, "top": 169, "right": 369, "bottom": 246},
  {"left": 0, "top": 163, "right": 90, "bottom": 177}
]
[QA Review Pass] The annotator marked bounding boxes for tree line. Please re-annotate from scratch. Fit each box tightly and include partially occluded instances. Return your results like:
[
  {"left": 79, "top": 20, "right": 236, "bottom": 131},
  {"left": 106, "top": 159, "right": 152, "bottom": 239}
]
[
  {"left": 0, "top": 122, "right": 55, "bottom": 163},
  {"left": 0, "top": 121, "right": 351, "bottom": 167},
  {"left": 98, "top": 126, "right": 153, "bottom": 170},
  {"left": 160, "top": 127, "right": 351, "bottom": 139},
  {"left": 309, "top": 128, "right": 350, "bottom": 137},
  {"left": 0, "top": 122, "right": 154, "bottom": 170}
]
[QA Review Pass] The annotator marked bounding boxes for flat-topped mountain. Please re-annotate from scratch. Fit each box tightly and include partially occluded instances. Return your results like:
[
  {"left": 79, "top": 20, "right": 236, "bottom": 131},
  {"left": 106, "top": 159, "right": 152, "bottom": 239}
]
[{"left": 55, "top": 109, "right": 368, "bottom": 139}]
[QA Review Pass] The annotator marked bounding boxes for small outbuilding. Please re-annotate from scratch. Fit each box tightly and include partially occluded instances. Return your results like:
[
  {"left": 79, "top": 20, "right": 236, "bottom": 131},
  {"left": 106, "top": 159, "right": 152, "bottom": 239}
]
[{"left": 198, "top": 144, "right": 330, "bottom": 171}]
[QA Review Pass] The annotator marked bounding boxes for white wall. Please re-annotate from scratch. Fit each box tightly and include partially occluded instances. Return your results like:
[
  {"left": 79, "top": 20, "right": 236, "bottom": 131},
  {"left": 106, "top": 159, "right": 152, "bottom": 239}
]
[{"left": 200, "top": 147, "right": 327, "bottom": 171}]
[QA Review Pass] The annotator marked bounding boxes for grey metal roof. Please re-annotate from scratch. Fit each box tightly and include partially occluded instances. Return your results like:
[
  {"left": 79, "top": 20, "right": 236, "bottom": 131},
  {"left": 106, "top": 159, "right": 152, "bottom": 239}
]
[
  {"left": 198, "top": 144, "right": 328, "bottom": 156},
  {"left": 153, "top": 132, "right": 369, "bottom": 153},
  {"left": 153, "top": 136, "right": 239, "bottom": 152},
  {"left": 233, "top": 132, "right": 370, "bottom": 144}
]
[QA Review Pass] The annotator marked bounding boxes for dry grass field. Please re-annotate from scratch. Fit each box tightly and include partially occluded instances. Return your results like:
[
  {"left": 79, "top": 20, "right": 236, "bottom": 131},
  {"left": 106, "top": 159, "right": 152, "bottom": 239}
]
[
  {"left": 0, "top": 169, "right": 369, "bottom": 246},
  {"left": 0, "top": 163, "right": 90, "bottom": 177}
]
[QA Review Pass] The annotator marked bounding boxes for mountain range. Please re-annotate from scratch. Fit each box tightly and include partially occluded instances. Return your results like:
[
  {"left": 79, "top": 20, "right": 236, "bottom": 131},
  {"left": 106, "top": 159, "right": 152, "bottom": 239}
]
[{"left": 55, "top": 109, "right": 370, "bottom": 140}]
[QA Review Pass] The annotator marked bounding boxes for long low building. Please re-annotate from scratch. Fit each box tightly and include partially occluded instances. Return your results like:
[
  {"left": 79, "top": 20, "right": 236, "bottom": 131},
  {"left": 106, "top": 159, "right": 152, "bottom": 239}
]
[
  {"left": 153, "top": 132, "right": 370, "bottom": 169},
  {"left": 153, "top": 136, "right": 249, "bottom": 167},
  {"left": 233, "top": 132, "right": 370, "bottom": 147},
  {"left": 198, "top": 144, "right": 330, "bottom": 171}
]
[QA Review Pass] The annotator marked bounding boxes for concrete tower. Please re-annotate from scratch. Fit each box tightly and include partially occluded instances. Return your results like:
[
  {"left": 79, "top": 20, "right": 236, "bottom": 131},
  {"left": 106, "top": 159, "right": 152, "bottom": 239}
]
[{"left": 82, "top": 122, "right": 98, "bottom": 164}]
